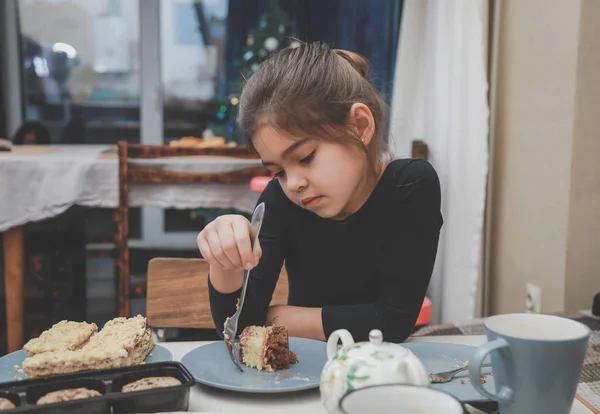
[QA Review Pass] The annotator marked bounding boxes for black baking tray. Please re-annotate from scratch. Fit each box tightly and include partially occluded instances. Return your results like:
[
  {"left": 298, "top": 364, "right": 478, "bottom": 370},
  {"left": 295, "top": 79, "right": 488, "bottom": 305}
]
[
  {"left": 0, "top": 361, "right": 195, "bottom": 413},
  {"left": 465, "top": 401, "right": 499, "bottom": 413}
]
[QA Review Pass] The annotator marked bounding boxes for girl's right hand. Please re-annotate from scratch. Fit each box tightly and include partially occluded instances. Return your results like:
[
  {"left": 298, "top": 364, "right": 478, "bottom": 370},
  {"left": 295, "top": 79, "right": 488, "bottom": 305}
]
[{"left": 197, "top": 214, "right": 262, "bottom": 271}]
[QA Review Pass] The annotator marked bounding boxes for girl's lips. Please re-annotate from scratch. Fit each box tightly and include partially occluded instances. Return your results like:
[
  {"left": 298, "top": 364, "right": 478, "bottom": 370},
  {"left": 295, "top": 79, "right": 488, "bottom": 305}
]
[{"left": 301, "top": 196, "right": 322, "bottom": 208}]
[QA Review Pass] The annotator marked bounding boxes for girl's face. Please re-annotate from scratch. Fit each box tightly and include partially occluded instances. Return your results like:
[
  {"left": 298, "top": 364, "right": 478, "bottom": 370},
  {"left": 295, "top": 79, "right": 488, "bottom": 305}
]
[{"left": 252, "top": 124, "right": 371, "bottom": 220}]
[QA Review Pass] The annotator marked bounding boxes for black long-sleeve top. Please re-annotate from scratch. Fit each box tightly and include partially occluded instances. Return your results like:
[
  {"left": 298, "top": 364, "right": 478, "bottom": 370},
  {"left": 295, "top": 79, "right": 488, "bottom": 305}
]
[{"left": 208, "top": 158, "right": 443, "bottom": 343}]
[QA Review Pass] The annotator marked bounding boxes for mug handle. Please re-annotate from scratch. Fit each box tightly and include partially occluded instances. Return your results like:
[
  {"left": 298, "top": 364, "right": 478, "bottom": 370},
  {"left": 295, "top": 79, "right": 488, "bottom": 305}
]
[
  {"left": 468, "top": 338, "right": 514, "bottom": 403},
  {"left": 326, "top": 329, "right": 355, "bottom": 361}
]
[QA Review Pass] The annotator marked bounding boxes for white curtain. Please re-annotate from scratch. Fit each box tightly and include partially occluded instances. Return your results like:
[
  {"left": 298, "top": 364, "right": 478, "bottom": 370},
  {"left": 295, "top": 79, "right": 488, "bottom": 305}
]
[{"left": 390, "top": 0, "right": 490, "bottom": 323}]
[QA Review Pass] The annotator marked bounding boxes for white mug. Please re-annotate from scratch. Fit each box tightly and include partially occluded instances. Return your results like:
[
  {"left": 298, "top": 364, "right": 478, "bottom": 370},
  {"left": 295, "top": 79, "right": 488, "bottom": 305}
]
[{"left": 339, "top": 384, "right": 464, "bottom": 414}]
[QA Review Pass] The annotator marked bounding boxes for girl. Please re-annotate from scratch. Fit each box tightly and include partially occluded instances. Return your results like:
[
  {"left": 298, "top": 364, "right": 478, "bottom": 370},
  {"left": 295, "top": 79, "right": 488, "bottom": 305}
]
[{"left": 197, "top": 42, "right": 442, "bottom": 343}]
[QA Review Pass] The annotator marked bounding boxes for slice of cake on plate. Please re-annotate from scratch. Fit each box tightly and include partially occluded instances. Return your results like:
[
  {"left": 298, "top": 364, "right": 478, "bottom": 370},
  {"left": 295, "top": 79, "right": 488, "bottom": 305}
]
[
  {"left": 237, "top": 325, "right": 298, "bottom": 372},
  {"left": 23, "top": 320, "right": 98, "bottom": 357},
  {"left": 22, "top": 315, "right": 154, "bottom": 378}
]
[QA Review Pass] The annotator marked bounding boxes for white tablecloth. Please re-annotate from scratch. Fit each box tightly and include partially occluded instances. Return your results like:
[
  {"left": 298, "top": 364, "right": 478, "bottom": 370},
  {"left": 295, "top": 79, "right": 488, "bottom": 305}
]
[
  {"left": 160, "top": 336, "right": 592, "bottom": 414},
  {"left": 0, "top": 145, "right": 263, "bottom": 231}
]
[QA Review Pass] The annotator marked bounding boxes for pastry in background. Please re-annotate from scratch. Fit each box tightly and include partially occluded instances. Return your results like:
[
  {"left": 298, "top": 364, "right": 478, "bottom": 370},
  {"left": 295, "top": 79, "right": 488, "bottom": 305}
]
[{"left": 168, "top": 136, "right": 228, "bottom": 148}]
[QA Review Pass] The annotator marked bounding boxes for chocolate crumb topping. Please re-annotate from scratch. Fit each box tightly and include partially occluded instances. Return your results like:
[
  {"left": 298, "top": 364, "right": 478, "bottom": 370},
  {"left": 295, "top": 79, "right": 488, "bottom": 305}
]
[{"left": 265, "top": 326, "right": 290, "bottom": 370}]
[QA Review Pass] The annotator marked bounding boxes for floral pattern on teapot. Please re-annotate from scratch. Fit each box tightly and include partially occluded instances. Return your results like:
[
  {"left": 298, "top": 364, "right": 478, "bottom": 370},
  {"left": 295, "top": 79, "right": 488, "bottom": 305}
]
[{"left": 320, "top": 329, "right": 430, "bottom": 414}]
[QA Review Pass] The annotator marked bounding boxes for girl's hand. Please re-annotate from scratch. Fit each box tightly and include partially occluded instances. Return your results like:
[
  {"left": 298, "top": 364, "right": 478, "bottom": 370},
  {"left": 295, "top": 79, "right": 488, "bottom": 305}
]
[{"left": 197, "top": 214, "right": 262, "bottom": 271}]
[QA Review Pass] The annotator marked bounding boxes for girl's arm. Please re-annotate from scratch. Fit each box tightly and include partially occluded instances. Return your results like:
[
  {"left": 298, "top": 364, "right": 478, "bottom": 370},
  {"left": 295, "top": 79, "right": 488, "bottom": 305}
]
[
  {"left": 208, "top": 181, "right": 287, "bottom": 337},
  {"left": 265, "top": 305, "right": 326, "bottom": 341}
]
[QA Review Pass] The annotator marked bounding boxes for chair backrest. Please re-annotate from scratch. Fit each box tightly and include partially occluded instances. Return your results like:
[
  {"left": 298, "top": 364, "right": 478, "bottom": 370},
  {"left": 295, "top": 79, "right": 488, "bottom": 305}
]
[
  {"left": 411, "top": 140, "right": 429, "bottom": 160},
  {"left": 114, "top": 141, "right": 268, "bottom": 317},
  {"left": 146, "top": 258, "right": 289, "bottom": 329}
]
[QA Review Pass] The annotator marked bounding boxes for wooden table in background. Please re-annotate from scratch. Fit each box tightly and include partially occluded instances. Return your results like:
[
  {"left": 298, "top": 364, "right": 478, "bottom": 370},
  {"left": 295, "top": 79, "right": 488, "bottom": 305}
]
[{"left": 2, "top": 227, "right": 23, "bottom": 353}]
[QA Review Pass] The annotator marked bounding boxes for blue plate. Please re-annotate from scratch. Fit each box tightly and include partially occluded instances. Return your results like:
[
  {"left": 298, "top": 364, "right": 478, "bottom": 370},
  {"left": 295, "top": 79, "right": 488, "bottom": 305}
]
[
  {"left": 181, "top": 337, "right": 327, "bottom": 393},
  {"left": 0, "top": 344, "right": 173, "bottom": 383},
  {"left": 402, "top": 342, "right": 494, "bottom": 403}
]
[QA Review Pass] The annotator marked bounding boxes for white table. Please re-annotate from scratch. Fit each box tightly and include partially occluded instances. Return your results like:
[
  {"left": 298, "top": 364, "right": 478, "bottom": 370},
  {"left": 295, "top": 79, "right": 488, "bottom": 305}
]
[
  {"left": 161, "top": 336, "right": 593, "bottom": 414},
  {"left": 0, "top": 145, "right": 263, "bottom": 231}
]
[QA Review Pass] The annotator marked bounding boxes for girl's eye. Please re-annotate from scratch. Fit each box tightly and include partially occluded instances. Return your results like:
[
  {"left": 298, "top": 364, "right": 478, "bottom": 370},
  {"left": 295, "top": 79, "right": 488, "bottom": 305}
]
[
  {"left": 271, "top": 150, "right": 315, "bottom": 178},
  {"left": 300, "top": 151, "right": 315, "bottom": 165}
]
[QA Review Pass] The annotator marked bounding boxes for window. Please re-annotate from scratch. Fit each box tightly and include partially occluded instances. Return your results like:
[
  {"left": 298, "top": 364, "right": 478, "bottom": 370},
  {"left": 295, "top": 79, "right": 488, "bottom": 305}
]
[
  {"left": 160, "top": 0, "right": 229, "bottom": 144},
  {"left": 17, "top": 0, "right": 141, "bottom": 144},
  {"left": 0, "top": 48, "right": 5, "bottom": 139}
]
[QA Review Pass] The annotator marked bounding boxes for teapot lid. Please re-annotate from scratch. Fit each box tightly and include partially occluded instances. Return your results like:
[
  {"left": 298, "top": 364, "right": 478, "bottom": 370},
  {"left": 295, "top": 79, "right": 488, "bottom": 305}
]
[
  {"left": 368, "top": 329, "right": 384, "bottom": 345},
  {"left": 366, "top": 329, "right": 409, "bottom": 355}
]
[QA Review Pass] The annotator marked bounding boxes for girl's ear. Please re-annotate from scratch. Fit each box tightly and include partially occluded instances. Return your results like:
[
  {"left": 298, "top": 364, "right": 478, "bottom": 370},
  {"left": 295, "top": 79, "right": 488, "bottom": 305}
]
[{"left": 349, "top": 103, "right": 375, "bottom": 145}]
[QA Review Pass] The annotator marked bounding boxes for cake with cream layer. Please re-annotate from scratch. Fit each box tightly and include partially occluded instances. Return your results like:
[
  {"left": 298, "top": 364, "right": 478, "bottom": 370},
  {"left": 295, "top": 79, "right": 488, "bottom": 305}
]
[{"left": 237, "top": 325, "right": 298, "bottom": 372}]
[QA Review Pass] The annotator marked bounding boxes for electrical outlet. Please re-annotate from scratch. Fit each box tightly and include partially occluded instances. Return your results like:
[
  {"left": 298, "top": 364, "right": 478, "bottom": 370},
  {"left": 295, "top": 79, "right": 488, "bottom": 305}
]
[{"left": 526, "top": 283, "right": 542, "bottom": 313}]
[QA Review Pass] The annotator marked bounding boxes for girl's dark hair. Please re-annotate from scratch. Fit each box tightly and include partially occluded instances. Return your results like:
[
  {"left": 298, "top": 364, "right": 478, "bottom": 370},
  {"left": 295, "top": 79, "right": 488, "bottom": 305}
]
[
  {"left": 238, "top": 41, "right": 390, "bottom": 176},
  {"left": 12, "top": 121, "right": 51, "bottom": 145}
]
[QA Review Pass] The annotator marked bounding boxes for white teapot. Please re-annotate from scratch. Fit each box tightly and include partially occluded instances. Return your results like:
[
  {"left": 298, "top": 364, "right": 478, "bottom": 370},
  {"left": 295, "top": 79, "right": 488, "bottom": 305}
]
[{"left": 320, "top": 329, "right": 430, "bottom": 414}]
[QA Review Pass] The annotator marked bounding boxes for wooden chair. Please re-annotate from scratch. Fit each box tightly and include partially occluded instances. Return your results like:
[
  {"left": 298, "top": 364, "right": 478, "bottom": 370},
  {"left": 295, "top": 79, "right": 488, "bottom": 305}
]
[
  {"left": 114, "top": 141, "right": 269, "bottom": 317},
  {"left": 411, "top": 140, "right": 429, "bottom": 160},
  {"left": 146, "top": 257, "right": 289, "bottom": 340}
]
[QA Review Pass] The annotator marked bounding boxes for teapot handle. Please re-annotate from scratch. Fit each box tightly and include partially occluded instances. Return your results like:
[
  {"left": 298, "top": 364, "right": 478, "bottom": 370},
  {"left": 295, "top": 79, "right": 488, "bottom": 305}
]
[{"left": 326, "top": 329, "right": 355, "bottom": 361}]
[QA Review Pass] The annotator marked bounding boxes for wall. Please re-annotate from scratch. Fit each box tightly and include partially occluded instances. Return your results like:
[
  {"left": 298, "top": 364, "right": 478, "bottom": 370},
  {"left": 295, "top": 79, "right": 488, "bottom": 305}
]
[
  {"left": 490, "top": 0, "right": 600, "bottom": 314},
  {"left": 564, "top": 0, "right": 600, "bottom": 311}
]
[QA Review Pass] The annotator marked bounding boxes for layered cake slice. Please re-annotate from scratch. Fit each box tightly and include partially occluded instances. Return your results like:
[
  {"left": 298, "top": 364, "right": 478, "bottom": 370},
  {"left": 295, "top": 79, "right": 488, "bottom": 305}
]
[
  {"left": 22, "top": 315, "right": 153, "bottom": 378},
  {"left": 23, "top": 320, "right": 98, "bottom": 357},
  {"left": 238, "top": 325, "right": 298, "bottom": 372},
  {"left": 83, "top": 314, "right": 149, "bottom": 356},
  {"left": 124, "top": 328, "right": 155, "bottom": 365}
]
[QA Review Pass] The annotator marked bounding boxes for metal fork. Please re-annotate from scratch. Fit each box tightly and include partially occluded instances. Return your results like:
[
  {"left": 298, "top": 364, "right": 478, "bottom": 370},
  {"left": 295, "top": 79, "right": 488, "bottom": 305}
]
[
  {"left": 429, "top": 362, "right": 492, "bottom": 383},
  {"left": 223, "top": 202, "right": 266, "bottom": 372}
]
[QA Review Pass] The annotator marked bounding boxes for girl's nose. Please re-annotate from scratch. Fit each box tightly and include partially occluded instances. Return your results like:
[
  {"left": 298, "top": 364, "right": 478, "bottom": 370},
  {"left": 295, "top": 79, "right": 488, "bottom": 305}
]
[{"left": 285, "top": 171, "right": 308, "bottom": 192}]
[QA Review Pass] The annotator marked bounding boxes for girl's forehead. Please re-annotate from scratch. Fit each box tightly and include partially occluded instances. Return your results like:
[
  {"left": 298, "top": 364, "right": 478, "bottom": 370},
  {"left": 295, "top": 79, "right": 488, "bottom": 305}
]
[
  {"left": 253, "top": 124, "right": 313, "bottom": 165},
  {"left": 252, "top": 124, "right": 305, "bottom": 150}
]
